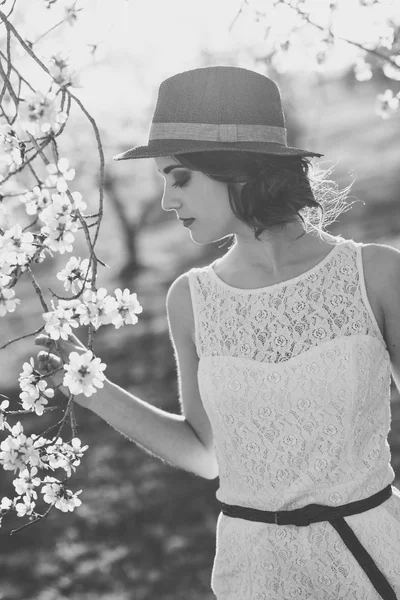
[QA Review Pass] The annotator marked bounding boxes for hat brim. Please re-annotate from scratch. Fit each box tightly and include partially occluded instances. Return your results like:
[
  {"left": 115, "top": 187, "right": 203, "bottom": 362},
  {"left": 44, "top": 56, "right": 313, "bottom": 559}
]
[{"left": 113, "top": 140, "right": 323, "bottom": 161}]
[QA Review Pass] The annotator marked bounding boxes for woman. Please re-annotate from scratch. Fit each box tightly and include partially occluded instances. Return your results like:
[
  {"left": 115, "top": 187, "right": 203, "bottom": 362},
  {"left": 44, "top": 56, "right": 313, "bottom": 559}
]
[{"left": 36, "top": 66, "right": 400, "bottom": 599}]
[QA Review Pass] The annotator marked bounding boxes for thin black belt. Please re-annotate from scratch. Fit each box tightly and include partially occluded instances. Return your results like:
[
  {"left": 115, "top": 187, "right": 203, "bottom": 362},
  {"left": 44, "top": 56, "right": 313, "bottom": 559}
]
[{"left": 219, "top": 483, "right": 397, "bottom": 600}]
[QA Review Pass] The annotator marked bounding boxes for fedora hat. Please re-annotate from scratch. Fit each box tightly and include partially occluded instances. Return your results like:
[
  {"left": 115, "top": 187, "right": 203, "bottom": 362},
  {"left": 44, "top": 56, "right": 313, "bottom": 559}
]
[{"left": 113, "top": 65, "right": 323, "bottom": 161}]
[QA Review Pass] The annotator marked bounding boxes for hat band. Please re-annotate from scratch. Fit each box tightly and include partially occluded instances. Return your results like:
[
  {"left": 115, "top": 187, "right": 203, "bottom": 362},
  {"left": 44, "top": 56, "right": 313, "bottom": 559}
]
[{"left": 149, "top": 122, "right": 287, "bottom": 145}]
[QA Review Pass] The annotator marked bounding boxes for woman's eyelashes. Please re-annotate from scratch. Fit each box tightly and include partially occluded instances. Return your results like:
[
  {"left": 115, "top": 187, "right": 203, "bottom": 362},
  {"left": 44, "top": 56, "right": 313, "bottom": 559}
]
[{"left": 172, "top": 177, "right": 190, "bottom": 188}]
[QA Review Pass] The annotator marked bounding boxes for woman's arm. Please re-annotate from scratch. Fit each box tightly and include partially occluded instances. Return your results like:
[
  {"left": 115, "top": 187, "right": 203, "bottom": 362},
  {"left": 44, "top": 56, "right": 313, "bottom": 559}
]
[
  {"left": 375, "top": 244, "right": 400, "bottom": 392},
  {"left": 35, "top": 274, "right": 219, "bottom": 481},
  {"left": 89, "top": 378, "right": 218, "bottom": 480}
]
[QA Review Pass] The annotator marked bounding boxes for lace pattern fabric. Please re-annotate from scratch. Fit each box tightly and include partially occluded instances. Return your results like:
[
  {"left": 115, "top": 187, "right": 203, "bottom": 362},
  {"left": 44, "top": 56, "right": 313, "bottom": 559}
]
[{"left": 187, "top": 238, "right": 400, "bottom": 599}]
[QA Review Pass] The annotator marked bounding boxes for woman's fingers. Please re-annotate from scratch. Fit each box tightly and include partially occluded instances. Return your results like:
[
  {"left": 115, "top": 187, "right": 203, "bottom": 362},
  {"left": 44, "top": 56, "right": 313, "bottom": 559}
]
[
  {"left": 36, "top": 350, "right": 69, "bottom": 395},
  {"left": 35, "top": 334, "right": 87, "bottom": 358},
  {"left": 37, "top": 350, "right": 61, "bottom": 370},
  {"left": 35, "top": 334, "right": 52, "bottom": 347}
]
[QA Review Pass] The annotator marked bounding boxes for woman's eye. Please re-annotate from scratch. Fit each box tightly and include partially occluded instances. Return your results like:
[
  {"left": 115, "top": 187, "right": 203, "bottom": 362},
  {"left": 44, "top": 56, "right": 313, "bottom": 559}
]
[{"left": 172, "top": 179, "right": 189, "bottom": 188}]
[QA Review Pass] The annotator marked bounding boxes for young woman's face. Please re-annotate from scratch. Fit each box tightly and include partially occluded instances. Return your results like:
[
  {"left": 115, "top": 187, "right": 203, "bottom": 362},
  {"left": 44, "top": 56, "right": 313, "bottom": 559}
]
[{"left": 154, "top": 155, "right": 244, "bottom": 245}]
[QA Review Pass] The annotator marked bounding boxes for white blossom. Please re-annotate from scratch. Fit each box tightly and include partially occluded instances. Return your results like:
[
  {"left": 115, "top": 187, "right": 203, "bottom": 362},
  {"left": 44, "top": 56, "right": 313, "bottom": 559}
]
[
  {"left": 18, "top": 91, "right": 68, "bottom": 136},
  {"left": 57, "top": 256, "right": 92, "bottom": 293},
  {"left": 0, "top": 125, "right": 24, "bottom": 177},
  {"left": 0, "top": 399, "right": 10, "bottom": 432},
  {"left": 48, "top": 53, "right": 81, "bottom": 89},
  {"left": 18, "top": 359, "right": 55, "bottom": 416},
  {"left": 354, "top": 57, "right": 372, "bottom": 82},
  {"left": 30, "top": 435, "right": 56, "bottom": 471},
  {"left": 63, "top": 350, "right": 106, "bottom": 397},
  {"left": 41, "top": 216, "right": 79, "bottom": 254},
  {"left": 45, "top": 436, "right": 88, "bottom": 477},
  {"left": 68, "top": 190, "right": 86, "bottom": 212},
  {"left": 109, "top": 288, "right": 143, "bottom": 329},
  {"left": 45, "top": 437, "right": 69, "bottom": 472},
  {"left": 19, "top": 380, "right": 55, "bottom": 416},
  {"left": 41, "top": 476, "right": 82, "bottom": 512},
  {"left": 43, "top": 301, "right": 80, "bottom": 340},
  {"left": 13, "top": 466, "right": 41, "bottom": 499},
  {"left": 0, "top": 423, "right": 44, "bottom": 472},
  {"left": 18, "top": 357, "right": 54, "bottom": 416},
  {"left": 65, "top": 3, "right": 81, "bottom": 26},
  {"left": 382, "top": 56, "right": 400, "bottom": 82},
  {"left": 376, "top": 89, "right": 400, "bottom": 119},
  {"left": 76, "top": 287, "right": 117, "bottom": 330},
  {"left": 20, "top": 186, "right": 52, "bottom": 216},
  {"left": 19, "top": 357, "right": 40, "bottom": 389},
  {"left": 0, "top": 422, "right": 28, "bottom": 472},
  {"left": 0, "top": 273, "right": 11, "bottom": 286},
  {"left": 0, "top": 496, "right": 13, "bottom": 511},
  {"left": 40, "top": 191, "right": 86, "bottom": 226},
  {"left": 14, "top": 494, "right": 35, "bottom": 517},
  {"left": 0, "top": 286, "right": 20, "bottom": 317},
  {"left": 45, "top": 159, "right": 76, "bottom": 193},
  {"left": 0, "top": 224, "right": 37, "bottom": 268},
  {"left": 67, "top": 437, "right": 89, "bottom": 469}
]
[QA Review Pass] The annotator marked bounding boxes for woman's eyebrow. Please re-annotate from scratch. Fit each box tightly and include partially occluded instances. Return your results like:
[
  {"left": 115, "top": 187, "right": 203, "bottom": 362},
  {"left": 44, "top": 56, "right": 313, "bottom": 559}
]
[{"left": 158, "top": 165, "right": 186, "bottom": 175}]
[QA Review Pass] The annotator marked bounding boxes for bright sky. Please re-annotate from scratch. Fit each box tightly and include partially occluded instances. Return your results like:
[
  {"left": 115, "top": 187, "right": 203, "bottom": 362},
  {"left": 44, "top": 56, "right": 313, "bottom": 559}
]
[
  {"left": 8, "top": 0, "right": 400, "bottom": 127},
  {"left": 18, "top": 0, "right": 399, "bottom": 76}
]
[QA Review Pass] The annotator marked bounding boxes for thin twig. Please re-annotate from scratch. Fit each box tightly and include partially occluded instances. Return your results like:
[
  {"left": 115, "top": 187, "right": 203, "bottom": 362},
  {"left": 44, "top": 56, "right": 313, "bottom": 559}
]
[
  {"left": 32, "top": 15, "right": 75, "bottom": 45},
  {"left": 68, "top": 91, "right": 105, "bottom": 251},
  {"left": 0, "top": 49, "right": 35, "bottom": 92},
  {"left": 0, "top": 133, "right": 53, "bottom": 184},
  {"left": 54, "top": 392, "right": 75, "bottom": 439},
  {"left": 281, "top": 0, "right": 400, "bottom": 69},
  {"left": 10, "top": 504, "right": 54, "bottom": 535},
  {"left": 26, "top": 266, "right": 50, "bottom": 313},
  {"left": 0, "top": 34, "right": 19, "bottom": 107},
  {"left": 5, "top": 406, "right": 59, "bottom": 415},
  {"left": 0, "top": 324, "right": 45, "bottom": 351},
  {"left": 38, "top": 411, "right": 73, "bottom": 438},
  {"left": 229, "top": 0, "right": 249, "bottom": 32},
  {"left": 6, "top": 0, "right": 17, "bottom": 19}
]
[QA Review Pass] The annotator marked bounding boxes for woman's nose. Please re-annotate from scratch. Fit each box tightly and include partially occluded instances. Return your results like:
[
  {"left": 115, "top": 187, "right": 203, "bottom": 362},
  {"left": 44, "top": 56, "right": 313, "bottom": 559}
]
[{"left": 161, "top": 191, "right": 180, "bottom": 213}]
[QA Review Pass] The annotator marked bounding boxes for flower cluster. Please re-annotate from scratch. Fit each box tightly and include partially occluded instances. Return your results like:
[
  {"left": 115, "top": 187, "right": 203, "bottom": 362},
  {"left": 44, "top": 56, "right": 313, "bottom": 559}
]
[
  {"left": 57, "top": 256, "right": 92, "bottom": 293},
  {"left": 376, "top": 89, "right": 400, "bottom": 119},
  {"left": 18, "top": 91, "right": 68, "bottom": 137},
  {"left": 0, "top": 125, "right": 24, "bottom": 179},
  {"left": 18, "top": 358, "right": 55, "bottom": 416},
  {"left": 64, "top": 3, "right": 81, "bottom": 27},
  {"left": 43, "top": 287, "right": 143, "bottom": 340},
  {"left": 45, "top": 158, "right": 76, "bottom": 193},
  {"left": 63, "top": 350, "right": 106, "bottom": 397},
  {"left": 20, "top": 186, "right": 52, "bottom": 216},
  {"left": 0, "top": 273, "right": 19, "bottom": 317},
  {"left": 16, "top": 157, "right": 85, "bottom": 260},
  {"left": 0, "top": 224, "right": 37, "bottom": 272},
  {"left": 0, "top": 419, "right": 87, "bottom": 521},
  {"left": 0, "top": 224, "right": 38, "bottom": 318},
  {"left": 48, "top": 52, "right": 81, "bottom": 88},
  {"left": 0, "top": 0, "right": 109, "bottom": 533},
  {"left": 0, "top": 221, "right": 49, "bottom": 317}
]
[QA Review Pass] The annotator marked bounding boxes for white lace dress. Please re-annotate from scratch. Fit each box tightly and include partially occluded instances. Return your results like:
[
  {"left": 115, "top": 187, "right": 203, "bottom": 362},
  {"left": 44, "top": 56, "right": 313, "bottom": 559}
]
[{"left": 187, "top": 237, "right": 400, "bottom": 600}]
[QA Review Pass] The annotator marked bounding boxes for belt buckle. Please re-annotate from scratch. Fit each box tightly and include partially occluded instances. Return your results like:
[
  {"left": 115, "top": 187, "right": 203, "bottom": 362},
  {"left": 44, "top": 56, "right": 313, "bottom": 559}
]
[{"left": 274, "top": 511, "right": 280, "bottom": 525}]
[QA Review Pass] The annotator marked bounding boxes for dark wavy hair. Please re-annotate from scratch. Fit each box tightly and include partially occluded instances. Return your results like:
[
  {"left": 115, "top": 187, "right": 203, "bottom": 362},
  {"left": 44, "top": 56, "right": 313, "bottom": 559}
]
[{"left": 172, "top": 151, "right": 357, "bottom": 244}]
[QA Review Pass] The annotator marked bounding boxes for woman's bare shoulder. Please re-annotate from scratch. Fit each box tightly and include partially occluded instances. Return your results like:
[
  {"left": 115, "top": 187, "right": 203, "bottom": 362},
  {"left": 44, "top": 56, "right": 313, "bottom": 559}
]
[{"left": 166, "top": 272, "right": 196, "bottom": 345}]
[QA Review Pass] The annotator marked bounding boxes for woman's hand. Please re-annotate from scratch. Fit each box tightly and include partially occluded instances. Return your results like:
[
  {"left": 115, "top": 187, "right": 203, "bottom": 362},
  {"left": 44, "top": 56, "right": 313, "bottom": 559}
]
[{"left": 34, "top": 332, "right": 93, "bottom": 410}]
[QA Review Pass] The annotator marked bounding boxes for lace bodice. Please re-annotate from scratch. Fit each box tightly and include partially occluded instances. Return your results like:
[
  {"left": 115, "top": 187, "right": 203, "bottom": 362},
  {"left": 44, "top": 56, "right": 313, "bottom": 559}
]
[
  {"left": 187, "top": 236, "right": 400, "bottom": 599},
  {"left": 187, "top": 238, "right": 395, "bottom": 510}
]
